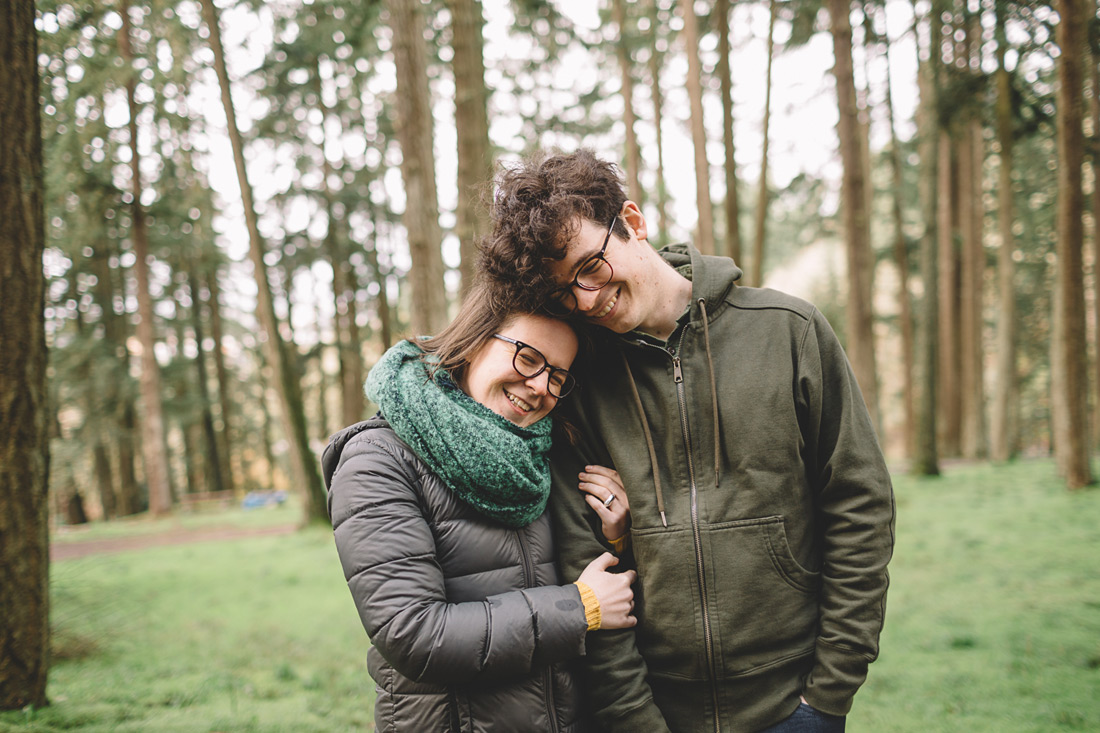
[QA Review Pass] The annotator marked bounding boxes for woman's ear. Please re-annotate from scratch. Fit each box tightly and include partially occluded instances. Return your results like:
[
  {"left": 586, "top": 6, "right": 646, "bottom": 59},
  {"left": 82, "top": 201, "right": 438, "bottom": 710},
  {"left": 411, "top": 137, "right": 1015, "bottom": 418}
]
[{"left": 621, "top": 200, "right": 648, "bottom": 244}]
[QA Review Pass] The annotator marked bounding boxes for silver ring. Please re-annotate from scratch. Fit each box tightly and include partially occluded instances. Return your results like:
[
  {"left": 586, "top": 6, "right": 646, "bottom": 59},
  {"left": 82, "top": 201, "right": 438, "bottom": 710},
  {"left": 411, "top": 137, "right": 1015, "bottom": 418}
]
[{"left": 602, "top": 494, "right": 615, "bottom": 508}]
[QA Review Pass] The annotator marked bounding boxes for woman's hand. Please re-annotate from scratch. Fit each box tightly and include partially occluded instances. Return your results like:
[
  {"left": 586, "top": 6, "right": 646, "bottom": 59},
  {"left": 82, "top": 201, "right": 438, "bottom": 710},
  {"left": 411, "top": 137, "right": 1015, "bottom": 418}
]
[
  {"left": 577, "top": 553, "right": 636, "bottom": 629},
  {"left": 578, "top": 465, "right": 630, "bottom": 543}
]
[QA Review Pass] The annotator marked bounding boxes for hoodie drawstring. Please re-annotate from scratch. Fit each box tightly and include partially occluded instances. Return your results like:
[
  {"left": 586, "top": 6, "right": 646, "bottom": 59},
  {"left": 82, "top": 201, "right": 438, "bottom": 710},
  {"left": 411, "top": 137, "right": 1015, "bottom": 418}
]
[
  {"left": 621, "top": 352, "right": 668, "bottom": 527},
  {"left": 698, "top": 298, "right": 721, "bottom": 489}
]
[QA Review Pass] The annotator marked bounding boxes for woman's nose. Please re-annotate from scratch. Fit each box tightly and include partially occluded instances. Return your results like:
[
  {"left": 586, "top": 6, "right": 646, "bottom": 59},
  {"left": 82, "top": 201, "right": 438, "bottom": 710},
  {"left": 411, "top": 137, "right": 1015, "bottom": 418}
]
[
  {"left": 525, "top": 371, "right": 551, "bottom": 396},
  {"left": 574, "top": 287, "right": 600, "bottom": 313}
]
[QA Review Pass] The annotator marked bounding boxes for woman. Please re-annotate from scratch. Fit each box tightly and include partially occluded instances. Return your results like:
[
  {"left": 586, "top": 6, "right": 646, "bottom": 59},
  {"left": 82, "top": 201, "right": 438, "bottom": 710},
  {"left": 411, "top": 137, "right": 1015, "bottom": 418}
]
[{"left": 323, "top": 285, "right": 634, "bottom": 732}]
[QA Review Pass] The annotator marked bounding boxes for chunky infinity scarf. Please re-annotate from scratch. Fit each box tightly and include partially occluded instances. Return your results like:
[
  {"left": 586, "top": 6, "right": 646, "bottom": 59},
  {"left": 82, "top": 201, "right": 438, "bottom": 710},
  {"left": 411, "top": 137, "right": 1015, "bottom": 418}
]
[{"left": 364, "top": 339, "right": 553, "bottom": 528}]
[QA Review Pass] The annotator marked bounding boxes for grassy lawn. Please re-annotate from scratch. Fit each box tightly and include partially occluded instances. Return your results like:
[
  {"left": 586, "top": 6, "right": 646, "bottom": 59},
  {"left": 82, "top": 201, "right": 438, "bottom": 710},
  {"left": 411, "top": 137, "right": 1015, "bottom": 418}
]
[{"left": 2, "top": 459, "right": 1098, "bottom": 732}]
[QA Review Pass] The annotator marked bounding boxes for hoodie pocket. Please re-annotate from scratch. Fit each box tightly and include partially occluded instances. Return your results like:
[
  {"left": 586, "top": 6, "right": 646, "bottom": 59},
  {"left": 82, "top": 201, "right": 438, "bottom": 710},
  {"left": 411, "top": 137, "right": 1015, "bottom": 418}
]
[
  {"left": 706, "top": 516, "right": 820, "bottom": 677},
  {"left": 629, "top": 526, "right": 707, "bottom": 680}
]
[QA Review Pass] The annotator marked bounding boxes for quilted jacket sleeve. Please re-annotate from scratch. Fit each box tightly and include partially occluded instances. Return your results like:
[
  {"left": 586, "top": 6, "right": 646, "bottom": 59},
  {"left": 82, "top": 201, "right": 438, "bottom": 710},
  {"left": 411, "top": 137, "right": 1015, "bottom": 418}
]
[{"left": 325, "top": 427, "right": 589, "bottom": 686}]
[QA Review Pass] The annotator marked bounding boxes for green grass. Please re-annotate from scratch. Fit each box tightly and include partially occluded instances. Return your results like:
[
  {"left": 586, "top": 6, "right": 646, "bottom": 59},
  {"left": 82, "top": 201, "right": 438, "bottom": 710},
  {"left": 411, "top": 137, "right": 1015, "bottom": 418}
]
[
  {"left": 50, "top": 498, "right": 300, "bottom": 545},
  {"left": 2, "top": 459, "right": 1098, "bottom": 731},
  {"left": 853, "top": 459, "right": 1100, "bottom": 732},
  {"left": 4, "top": 526, "right": 369, "bottom": 732}
]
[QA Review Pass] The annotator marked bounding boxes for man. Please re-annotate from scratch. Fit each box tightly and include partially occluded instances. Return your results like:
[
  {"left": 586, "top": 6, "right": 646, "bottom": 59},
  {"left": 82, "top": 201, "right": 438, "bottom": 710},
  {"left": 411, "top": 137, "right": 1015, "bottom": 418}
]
[{"left": 478, "top": 149, "right": 895, "bottom": 733}]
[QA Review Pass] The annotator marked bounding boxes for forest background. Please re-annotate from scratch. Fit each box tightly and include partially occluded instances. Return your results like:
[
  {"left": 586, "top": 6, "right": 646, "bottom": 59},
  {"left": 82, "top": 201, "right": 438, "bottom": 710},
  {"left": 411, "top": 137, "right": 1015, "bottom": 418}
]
[{"left": 2, "top": 0, "right": 1100, "bottom": 720}]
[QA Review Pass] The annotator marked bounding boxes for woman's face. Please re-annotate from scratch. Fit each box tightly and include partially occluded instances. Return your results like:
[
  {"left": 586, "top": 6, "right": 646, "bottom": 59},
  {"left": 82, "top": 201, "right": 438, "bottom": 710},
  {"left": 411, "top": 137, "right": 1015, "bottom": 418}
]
[{"left": 459, "top": 314, "right": 578, "bottom": 428}]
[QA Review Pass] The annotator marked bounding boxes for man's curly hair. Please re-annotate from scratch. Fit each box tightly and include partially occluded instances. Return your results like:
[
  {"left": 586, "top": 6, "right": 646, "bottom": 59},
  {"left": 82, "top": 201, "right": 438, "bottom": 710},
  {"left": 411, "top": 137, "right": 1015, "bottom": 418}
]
[{"left": 478, "top": 149, "right": 630, "bottom": 312}]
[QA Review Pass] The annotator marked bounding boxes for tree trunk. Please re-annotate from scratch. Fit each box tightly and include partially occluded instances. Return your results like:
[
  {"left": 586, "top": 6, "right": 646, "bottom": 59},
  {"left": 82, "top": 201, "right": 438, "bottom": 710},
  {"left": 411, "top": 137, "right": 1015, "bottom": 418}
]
[
  {"left": 447, "top": 0, "right": 493, "bottom": 295},
  {"left": 912, "top": 1, "right": 940, "bottom": 475},
  {"left": 990, "top": 6, "right": 1018, "bottom": 462},
  {"left": 188, "top": 265, "right": 225, "bottom": 495},
  {"left": 312, "top": 64, "right": 365, "bottom": 428},
  {"left": 205, "top": 268, "right": 237, "bottom": 493},
  {"left": 881, "top": 4, "right": 916, "bottom": 457},
  {"left": 613, "top": 0, "right": 643, "bottom": 203},
  {"left": 116, "top": 400, "right": 142, "bottom": 514},
  {"left": 368, "top": 198, "right": 394, "bottom": 350},
  {"left": 120, "top": 0, "right": 173, "bottom": 516},
  {"left": 828, "top": 0, "right": 880, "bottom": 433},
  {"left": 93, "top": 440, "right": 117, "bottom": 518},
  {"left": 648, "top": 0, "right": 670, "bottom": 246},
  {"left": 679, "top": 0, "right": 715, "bottom": 254},
  {"left": 1091, "top": 47, "right": 1100, "bottom": 448},
  {"left": 752, "top": 0, "right": 777, "bottom": 286},
  {"left": 936, "top": 128, "right": 961, "bottom": 455},
  {"left": 386, "top": 0, "right": 449, "bottom": 334},
  {"left": 717, "top": 0, "right": 742, "bottom": 264},
  {"left": 1051, "top": 0, "right": 1094, "bottom": 488},
  {"left": 0, "top": 0, "right": 50, "bottom": 706},
  {"left": 201, "top": 0, "right": 328, "bottom": 522},
  {"left": 959, "top": 18, "right": 986, "bottom": 459}
]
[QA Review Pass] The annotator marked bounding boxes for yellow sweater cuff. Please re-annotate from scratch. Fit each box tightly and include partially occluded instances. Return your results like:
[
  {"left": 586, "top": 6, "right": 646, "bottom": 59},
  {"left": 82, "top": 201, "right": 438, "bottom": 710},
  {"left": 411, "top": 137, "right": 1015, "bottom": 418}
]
[
  {"left": 573, "top": 581, "right": 601, "bottom": 631},
  {"left": 608, "top": 534, "right": 629, "bottom": 554}
]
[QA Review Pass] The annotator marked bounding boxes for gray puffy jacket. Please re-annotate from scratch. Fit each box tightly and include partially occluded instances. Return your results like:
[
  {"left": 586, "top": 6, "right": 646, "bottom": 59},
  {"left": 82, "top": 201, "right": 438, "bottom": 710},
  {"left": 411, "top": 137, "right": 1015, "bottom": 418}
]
[{"left": 323, "top": 417, "right": 594, "bottom": 732}]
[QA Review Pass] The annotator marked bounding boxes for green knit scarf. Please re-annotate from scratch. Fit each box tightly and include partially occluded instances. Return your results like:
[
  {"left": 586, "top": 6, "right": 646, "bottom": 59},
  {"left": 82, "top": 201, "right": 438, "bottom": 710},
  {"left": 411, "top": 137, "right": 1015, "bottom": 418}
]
[{"left": 364, "top": 339, "right": 554, "bottom": 528}]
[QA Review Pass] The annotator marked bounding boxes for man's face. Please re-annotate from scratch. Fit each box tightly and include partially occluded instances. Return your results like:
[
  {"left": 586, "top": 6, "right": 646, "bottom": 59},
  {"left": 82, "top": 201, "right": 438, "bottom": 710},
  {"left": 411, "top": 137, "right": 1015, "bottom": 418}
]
[{"left": 546, "top": 205, "right": 655, "bottom": 334}]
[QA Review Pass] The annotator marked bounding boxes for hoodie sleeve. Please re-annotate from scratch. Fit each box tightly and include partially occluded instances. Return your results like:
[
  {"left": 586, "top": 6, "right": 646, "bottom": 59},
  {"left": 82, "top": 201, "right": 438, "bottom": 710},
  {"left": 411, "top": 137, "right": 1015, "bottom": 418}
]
[
  {"left": 796, "top": 309, "right": 896, "bottom": 716},
  {"left": 549, "top": 428, "right": 673, "bottom": 733},
  {"left": 326, "top": 428, "right": 590, "bottom": 686}
]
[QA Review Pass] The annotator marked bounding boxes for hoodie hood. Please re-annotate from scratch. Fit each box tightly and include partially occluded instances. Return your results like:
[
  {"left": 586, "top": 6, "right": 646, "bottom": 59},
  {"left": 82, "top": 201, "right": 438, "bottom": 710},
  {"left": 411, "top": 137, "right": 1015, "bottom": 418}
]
[{"left": 657, "top": 243, "right": 742, "bottom": 322}]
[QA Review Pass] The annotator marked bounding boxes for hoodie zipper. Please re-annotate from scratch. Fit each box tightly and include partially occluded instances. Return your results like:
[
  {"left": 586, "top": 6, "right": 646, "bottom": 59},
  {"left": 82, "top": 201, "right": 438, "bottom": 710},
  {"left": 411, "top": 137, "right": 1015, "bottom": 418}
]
[
  {"left": 516, "top": 528, "right": 559, "bottom": 733},
  {"left": 669, "top": 338, "right": 722, "bottom": 733}
]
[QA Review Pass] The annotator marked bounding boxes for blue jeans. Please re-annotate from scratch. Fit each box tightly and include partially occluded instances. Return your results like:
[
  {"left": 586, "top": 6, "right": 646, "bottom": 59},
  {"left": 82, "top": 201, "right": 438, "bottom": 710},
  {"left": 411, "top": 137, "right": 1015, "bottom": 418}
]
[{"left": 757, "top": 702, "right": 846, "bottom": 733}]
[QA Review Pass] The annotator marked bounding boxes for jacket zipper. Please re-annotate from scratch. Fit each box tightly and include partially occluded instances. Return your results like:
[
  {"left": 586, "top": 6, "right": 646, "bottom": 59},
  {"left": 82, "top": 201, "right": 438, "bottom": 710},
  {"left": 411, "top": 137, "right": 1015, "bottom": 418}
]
[
  {"left": 516, "top": 528, "right": 559, "bottom": 733},
  {"left": 671, "top": 342, "right": 722, "bottom": 733}
]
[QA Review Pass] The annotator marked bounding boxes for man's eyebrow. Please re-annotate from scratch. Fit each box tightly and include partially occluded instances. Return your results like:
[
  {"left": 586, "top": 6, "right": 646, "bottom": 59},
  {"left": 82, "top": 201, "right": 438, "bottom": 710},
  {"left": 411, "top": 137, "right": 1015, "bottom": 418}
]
[{"left": 561, "top": 244, "right": 601, "bottom": 281}]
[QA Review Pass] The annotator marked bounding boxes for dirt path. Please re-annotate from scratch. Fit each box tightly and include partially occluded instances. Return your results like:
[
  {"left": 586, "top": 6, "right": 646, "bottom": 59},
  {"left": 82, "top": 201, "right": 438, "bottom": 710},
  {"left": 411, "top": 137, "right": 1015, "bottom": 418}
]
[{"left": 50, "top": 523, "right": 299, "bottom": 562}]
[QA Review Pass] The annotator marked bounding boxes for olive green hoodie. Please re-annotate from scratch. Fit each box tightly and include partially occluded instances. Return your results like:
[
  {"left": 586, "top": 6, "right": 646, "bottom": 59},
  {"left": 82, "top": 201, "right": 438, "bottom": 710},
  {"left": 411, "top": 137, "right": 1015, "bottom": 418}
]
[{"left": 550, "top": 244, "right": 895, "bottom": 732}]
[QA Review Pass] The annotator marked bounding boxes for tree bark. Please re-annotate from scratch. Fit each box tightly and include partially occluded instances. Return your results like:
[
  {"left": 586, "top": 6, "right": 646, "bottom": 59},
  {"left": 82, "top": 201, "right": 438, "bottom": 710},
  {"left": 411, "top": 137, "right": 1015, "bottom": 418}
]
[
  {"left": 368, "top": 197, "right": 394, "bottom": 350},
  {"left": 936, "top": 127, "right": 961, "bottom": 455},
  {"left": 201, "top": 0, "right": 329, "bottom": 522},
  {"left": 912, "top": 0, "right": 940, "bottom": 475},
  {"left": 120, "top": 0, "right": 173, "bottom": 516},
  {"left": 0, "top": 0, "right": 50, "bottom": 706},
  {"left": 446, "top": 0, "right": 493, "bottom": 295},
  {"left": 648, "top": 0, "right": 670, "bottom": 246},
  {"left": 827, "top": 0, "right": 880, "bottom": 433},
  {"left": 959, "top": 18, "right": 986, "bottom": 459},
  {"left": 613, "top": 0, "right": 643, "bottom": 203},
  {"left": 312, "top": 64, "right": 365, "bottom": 428},
  {"left": 1091, "top": 47, "right": 1100, "bottom": 448},
  {"left": 752, "top": 0, "right": 777, "bottom": 286},
  {"left": 205, "top": 268, "right": 237, "bottom": 494},
  {"left": 1051, "top": 0, "right": 1093, "bottom": 487},
  {"left": 386, "top": 0, "right": 449, "bottom": 334},
  {"left": 881, "top": 3, "right": 916, "bottom": 457},
  {"left": 679, "top": 0, "right": 715, "bottom": 254},
  {"left": 990, "top": 6, "right": 1019, "bottom": 462},
  {"left": 717, "top": 0, "right": 742, "bottom": 264},
  {"left": 188, "top": 265, "right": 225, "bottom": 495}
]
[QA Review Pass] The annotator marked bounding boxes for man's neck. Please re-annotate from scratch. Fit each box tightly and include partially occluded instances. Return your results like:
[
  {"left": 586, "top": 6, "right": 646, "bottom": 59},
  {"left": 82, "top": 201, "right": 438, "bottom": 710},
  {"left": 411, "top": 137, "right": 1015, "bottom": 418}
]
[{"left": 636, "top": 269, "right": 693, "bottom": 342}]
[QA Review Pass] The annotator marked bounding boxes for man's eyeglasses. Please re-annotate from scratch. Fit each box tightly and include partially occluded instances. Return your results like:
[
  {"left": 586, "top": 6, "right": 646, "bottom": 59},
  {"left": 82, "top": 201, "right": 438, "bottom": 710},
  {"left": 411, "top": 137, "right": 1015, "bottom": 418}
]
[
  {"left": 492, "top": 334, "right": 577, "bottom": 398},
  {"left": 545, "top": 214, "right": 618, "bottom": 316}
]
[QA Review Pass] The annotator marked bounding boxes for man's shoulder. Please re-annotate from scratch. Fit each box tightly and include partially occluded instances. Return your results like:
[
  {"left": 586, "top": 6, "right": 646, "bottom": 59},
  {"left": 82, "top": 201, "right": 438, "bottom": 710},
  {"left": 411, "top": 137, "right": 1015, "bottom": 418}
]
[{"left": 724, "top": 285, "right": 817, "bottom": 322}]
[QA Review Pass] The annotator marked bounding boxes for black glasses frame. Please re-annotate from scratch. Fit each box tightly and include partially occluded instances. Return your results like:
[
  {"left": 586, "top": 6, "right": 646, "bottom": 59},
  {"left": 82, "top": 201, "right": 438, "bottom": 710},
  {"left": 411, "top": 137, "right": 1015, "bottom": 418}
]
[
  {"left": 546, "top": 214, "right": 618, "bottom": 315},
  {"left": 491, "top": 334, "right": 577, "bottom": 398}
]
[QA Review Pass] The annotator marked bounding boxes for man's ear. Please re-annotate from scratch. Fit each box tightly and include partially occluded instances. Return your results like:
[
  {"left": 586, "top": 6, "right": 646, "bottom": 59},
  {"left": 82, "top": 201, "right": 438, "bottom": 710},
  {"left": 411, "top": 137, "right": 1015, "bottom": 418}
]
[{"left": 621, "top": 200, "right": 648, "bottom": 244}]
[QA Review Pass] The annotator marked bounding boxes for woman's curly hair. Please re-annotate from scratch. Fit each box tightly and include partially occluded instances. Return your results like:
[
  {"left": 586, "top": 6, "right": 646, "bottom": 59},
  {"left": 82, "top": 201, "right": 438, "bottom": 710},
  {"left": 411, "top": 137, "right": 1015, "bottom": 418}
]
[{"left": 478, "top": 149, "right": 630, "bottom": 312}]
